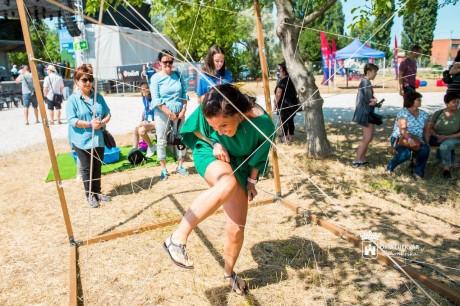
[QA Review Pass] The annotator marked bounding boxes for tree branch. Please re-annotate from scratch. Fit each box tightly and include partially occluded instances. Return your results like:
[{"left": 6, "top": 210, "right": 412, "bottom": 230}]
[{"left": 304, "top": 0, "right": 337, "bottom": 24}]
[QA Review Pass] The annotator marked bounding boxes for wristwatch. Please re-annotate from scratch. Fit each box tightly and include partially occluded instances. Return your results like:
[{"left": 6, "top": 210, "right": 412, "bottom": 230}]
[{"left": 247, "top": 177, "right": 258, "bottom": 185}]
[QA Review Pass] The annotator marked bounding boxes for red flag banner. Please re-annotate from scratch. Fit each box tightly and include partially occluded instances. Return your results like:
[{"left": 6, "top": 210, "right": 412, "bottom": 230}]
[
  {"left": 394, "top": 36, "right": 399, "bottom": 79},
  {"left": 320, "top": 32, "right": 332, "bottom": 85}
]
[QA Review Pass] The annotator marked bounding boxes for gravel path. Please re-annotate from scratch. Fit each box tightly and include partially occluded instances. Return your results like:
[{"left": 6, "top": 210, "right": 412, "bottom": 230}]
[{"left": 0, "top": 92, "right": 445, "bottom": 156}]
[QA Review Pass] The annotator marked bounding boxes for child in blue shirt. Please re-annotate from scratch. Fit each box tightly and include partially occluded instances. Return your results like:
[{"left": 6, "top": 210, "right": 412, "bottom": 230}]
[
  {"left": 133, "top": 83, "right": 156, "bottom": 157},
  {"left": 196, "top": 45, "right": 233, "bottom": 102}
]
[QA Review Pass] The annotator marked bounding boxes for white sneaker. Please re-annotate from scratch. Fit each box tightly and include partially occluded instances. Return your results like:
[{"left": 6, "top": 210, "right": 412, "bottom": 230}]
[{"left": 146, "top": 145, "right": 156, "bottom": 157}]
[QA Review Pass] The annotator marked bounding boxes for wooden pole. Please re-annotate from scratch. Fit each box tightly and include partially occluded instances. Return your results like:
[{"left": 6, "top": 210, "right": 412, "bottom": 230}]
[
  {"left": 280, "top": 199, "right": 460, "bottom": 304},
  {"left": 253, "top": 0, "right": 282, "bottom": 197},
  {"left": 69, "top": 246, "right": 78, "bottom": 306},
  {"left": 82, "top": 198, "right": 275, "bottom": 246},
  {"left": 16, "top": 0, "right": 75, "bottom": 242}
]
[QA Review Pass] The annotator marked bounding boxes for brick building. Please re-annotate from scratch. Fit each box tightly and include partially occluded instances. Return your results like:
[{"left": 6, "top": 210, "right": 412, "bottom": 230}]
[{"left": 431, "top": 38, "right": 460, "bottom": 66}]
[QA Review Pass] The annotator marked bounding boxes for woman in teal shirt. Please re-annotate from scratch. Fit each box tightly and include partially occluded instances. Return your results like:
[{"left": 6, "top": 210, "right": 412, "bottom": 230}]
[
  {"left": 163, "top": 84, "right": 275, "bottom": 295},
  {"left": 150, "top": 49, "right": 188, "bottom": 180},
  {"left": 66, "top": 64, "right": 111, "bottom": 208}
]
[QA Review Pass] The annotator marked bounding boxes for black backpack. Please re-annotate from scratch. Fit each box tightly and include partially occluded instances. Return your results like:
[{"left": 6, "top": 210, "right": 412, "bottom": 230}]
[
  {"left": 442, "top": 69, "right": 453, "bottom": 84},
  {"left": 127, "top": 148, "right": 147, "bottom": 165}
]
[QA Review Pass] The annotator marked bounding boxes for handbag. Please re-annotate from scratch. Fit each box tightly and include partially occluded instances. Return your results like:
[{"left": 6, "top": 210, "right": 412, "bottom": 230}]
[
  {"left": 167, "top": 117, "right": 186, "bottom": 150},
  {"left": 102, "top": 129, "right": 116, "bottom": 149},
  {"left": 53, "top": 94, "right": 64, "bottom": 104},
  {"left": 368, "top": 112, "right": 383, "bottom": 125},
  {"left": 397, "top": 134, "right": 421, "bottom": 152}
]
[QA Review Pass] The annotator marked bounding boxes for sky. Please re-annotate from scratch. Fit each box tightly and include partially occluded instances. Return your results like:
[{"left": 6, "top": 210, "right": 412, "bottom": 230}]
[{"left": 341, "top": 0, "right": 460, "bottom": 43}]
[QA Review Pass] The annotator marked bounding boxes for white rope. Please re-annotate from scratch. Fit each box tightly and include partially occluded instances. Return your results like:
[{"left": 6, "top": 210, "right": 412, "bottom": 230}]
[{"left": 26, "top": 1, "right": 455, "bottom": 303}]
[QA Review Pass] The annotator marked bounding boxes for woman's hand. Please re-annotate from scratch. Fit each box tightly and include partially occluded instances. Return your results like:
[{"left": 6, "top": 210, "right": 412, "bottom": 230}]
[
  {"left": 178, "top": 109, "right": 186, "bottom": 120},
  {"left": 91, "top": 118, "right": 104, "bottom": 130},
  {"left": 437, "top": 135, "right": 448, "bottom": 143},
  {"left": 369, "top": 98, "right": 378, "bottom": 106},
  {"left": 212, "top": 143, "right": 230, "bottom": 163},
  {"left": 168, "top": 112, "right": 177, "bottom": 121},
  {"left": 246, "top": 182, "right": 258, "bottom": 201}
]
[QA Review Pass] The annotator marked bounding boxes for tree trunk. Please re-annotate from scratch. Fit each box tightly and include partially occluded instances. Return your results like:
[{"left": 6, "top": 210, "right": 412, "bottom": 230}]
[{"left": 274, "top": 0, "right": 332, "bottom": 158}]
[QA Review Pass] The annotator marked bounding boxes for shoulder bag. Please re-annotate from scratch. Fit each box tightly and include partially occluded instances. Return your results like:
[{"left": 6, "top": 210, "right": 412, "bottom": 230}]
[
  {"left": 368, "top": 112, "right": 383, "bottom": 125},
  {"left": 22, "top": 75, "right": 35, "bottom": 96},
  {"left": 48, "top": 76, "right": 63, "bottom": 104},
  {"left": 167, "top": 117, "right": 186, "bottom": 150}
]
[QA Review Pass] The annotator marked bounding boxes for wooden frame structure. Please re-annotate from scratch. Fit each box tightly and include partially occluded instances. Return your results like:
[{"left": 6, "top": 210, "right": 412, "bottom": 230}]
[{"left": 16, "top": 0, "right": 460, "bottom": 304}]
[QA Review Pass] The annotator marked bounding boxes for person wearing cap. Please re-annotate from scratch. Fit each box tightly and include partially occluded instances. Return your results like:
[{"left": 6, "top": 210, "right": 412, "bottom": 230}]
[
  {"left": 43, "top": 64, "right": 64, "bottom": 124},
  {"left": 11, "top": 64, "right": 19, "bottom": 80},
  {"left": 274, "top": 61, "right": 299, "bottom": 144}
]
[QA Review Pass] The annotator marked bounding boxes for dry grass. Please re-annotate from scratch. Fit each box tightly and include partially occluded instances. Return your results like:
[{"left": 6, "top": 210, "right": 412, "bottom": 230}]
[{"left": 1, "top": 115, "right": 459, "bottom": 305}]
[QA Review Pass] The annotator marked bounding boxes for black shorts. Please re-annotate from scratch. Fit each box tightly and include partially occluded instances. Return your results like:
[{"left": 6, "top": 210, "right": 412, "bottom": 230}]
[{"left": 46, "top": 97, "right": 62, "bottom": 110}]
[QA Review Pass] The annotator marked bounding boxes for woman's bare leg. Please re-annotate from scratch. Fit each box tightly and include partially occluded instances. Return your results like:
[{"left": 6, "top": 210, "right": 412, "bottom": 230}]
[
  {"left": 132, "top": 126, "right": 140, "bottom": 148},
  {"left": 222, "top": 184, "right": 248, "bottom": 277},
  {"left": 172, "top": 160, "right": 239, "bottom": 243},
  {"left": 139, "top": 123, "right": 155, "bottom": 147},
  {"left": 354, "top": 124, "right": 374, "bottom": 162}
]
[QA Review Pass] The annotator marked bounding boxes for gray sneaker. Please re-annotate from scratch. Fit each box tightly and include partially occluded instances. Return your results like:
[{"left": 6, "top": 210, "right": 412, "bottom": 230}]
[
  {"left": 176, "top": 166, "right": 189, "bottom": 177},
  {"left": 87, "top": 195, "right": 100, "bottom": 208},
  {"left": 98, "top": 193, "right": 111, "bottom": 202}
]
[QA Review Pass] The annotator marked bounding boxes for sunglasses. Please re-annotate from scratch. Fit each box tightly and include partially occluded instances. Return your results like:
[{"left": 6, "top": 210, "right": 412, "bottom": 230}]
[
  {"left": 80, "top": 77, "right": 94, "bottom": 83},
  {"left": 161, "top": 60, "right": 174, "bottom": 65}
]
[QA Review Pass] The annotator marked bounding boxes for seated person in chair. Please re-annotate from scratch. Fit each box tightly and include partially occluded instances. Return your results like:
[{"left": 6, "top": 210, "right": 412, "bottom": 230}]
[
  {"left": 427, "top": 93, "right": 460, "bottom": 179},
  {"left": 386, "top": 92, "right": 430, "bottom": 180},
  {"left": 133, "top": 83, "right": 156, "bottom": 157}
]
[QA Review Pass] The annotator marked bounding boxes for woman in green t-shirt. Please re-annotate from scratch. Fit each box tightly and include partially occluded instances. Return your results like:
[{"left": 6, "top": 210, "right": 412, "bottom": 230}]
[
  {"left": 163, "top": 84, "right": 275, "bottom": 295},
  {"left": 428, "top": 93, "right": 460, "bottom": 179}
]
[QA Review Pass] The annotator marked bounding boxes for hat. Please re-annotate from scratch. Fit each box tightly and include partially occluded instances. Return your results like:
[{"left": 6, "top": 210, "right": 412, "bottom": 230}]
[{"left": 46, "top": 65, "right": 56, "bottom": 72}]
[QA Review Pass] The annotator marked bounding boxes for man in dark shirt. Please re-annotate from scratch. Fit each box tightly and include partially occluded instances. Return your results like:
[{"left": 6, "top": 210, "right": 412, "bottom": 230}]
[{"left": 399, "top": 45, "right": 422, "bottom": 96}]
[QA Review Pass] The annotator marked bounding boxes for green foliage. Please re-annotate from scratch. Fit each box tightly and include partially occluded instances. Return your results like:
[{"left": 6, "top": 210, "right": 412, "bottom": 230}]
[
  {"left": 8, "top": 21, "right": 60, "bottom": 67},
  {"left": 298, "top": 1, "right": 345, "bottom": 62},
  {"left": 348, "top": 0, "right": 395, "bottom": 60},
  {"left": 401, "top": 0, "right": 437, "bottom": 64},
  {"left": 151, "top": 0, "right": 252, "bottom": 72},
  {"left": 349, "top": 19, "right": 373, "bottom": 42},
  {"left": 372, "top": 0, "right": 395, "bottom": 59}
]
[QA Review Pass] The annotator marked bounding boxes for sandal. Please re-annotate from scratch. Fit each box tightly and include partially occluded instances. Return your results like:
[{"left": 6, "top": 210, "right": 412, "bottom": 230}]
[
  {"left": 163, "top": 235, "right": 194, "bottom": 269},
  {"left": 224, "top": 272, "right": 248, "bottom": 295},
  {"left": 351, "top": 161, "right": 369, "bottom": 167}
]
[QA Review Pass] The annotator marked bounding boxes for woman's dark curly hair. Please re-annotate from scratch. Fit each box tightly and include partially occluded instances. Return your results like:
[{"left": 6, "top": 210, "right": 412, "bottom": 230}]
[{"left": 202, "top": 84, "right": 255, "bottom": 118}]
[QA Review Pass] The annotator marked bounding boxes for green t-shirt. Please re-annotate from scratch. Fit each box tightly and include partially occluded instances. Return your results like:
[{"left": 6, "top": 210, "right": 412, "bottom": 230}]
[
  {"left": 431, "top": 109, "right": 460, "bottom": 136},
  {"left": 180, "top": 105, "right": 275, "bottom": 191}
]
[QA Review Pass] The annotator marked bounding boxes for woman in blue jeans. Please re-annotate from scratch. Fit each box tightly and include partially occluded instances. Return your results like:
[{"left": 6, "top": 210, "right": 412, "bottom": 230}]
[
  {"left": 149, "top": 49, "right": 189, "bottom": 181},
  {"left": 387, "top": 92, "right": 430, "bottom": 180}
]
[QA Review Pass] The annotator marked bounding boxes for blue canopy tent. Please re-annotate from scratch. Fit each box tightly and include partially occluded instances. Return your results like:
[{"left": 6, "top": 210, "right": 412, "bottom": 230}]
[{"left": 335, "top": 39, "right": 386, "bottom": 88}]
